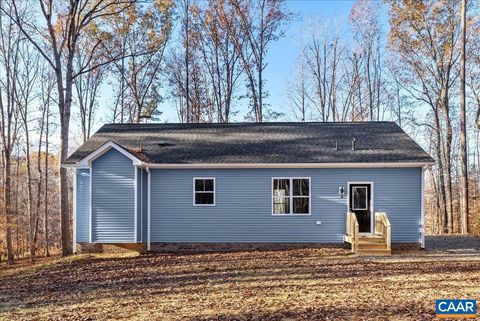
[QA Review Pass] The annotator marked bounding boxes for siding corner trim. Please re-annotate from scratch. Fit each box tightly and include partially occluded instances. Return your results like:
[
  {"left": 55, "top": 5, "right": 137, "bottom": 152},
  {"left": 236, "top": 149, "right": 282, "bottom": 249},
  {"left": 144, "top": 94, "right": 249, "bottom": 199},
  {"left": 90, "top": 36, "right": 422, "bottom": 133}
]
[
  {"left": 146, "top": 167, "right": 151, "bottom": 251},
  {"left": 73, "top": 168, "right": 77, "bottom": 253}
]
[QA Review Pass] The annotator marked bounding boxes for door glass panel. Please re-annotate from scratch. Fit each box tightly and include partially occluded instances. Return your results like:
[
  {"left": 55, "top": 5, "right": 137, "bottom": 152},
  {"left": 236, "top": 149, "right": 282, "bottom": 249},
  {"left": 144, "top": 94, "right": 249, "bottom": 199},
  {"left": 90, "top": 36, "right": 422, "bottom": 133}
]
[{"left": 353, "top": 186, "right": 367, "bottom": 210}]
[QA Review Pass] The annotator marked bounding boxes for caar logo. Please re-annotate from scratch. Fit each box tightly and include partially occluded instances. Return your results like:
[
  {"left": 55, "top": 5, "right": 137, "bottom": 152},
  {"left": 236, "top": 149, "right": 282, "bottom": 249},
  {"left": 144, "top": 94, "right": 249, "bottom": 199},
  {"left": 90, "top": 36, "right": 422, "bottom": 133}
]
[{"left": 435, "top": 299, "right": 477, "bottom": 319}]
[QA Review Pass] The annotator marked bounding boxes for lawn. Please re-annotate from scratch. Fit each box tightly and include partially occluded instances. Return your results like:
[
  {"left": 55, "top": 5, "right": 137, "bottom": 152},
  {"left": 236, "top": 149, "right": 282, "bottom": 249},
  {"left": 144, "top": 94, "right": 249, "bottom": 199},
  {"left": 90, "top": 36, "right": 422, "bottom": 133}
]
[{"left": 0, "top": 248, "right": 479, "bottom": 320}]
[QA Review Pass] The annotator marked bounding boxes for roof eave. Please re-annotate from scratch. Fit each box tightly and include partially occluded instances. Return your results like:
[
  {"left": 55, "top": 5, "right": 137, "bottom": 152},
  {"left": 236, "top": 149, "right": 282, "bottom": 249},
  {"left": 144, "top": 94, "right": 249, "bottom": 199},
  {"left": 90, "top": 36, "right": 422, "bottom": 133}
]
[{"left": 142, "top": 161, "right": 435, "bottom": 169}]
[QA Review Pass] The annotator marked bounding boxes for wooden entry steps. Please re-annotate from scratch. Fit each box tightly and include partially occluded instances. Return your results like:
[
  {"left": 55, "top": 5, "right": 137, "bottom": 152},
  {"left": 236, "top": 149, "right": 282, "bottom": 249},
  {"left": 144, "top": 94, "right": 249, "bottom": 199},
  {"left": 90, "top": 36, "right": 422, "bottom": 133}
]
[
  {"left": 344, "top": 212, "right": 392, "bottom": 256},
  {"left": 356, "top": 236, "right": 391, "bottom": 256}
]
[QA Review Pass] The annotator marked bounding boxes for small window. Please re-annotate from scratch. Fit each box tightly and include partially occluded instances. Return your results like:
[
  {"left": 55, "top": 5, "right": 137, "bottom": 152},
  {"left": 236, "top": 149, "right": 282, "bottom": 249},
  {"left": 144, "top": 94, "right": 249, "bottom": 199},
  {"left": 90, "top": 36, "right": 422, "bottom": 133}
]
[
  {"left": 272, "top": 178, "right": 310, "bottom": 215},
  {"left": 194, "top": 178, "right": 215, "bottom": 206}
]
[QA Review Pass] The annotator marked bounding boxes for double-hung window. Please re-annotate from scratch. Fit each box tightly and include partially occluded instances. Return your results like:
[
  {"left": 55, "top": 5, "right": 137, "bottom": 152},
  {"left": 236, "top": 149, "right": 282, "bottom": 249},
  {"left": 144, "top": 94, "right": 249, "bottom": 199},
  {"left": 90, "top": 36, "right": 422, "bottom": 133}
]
[
  {"left": 194, "top": 178, "right": 215, "bottom": 206},
  {"left": 272, "top": 178, "right": 310, "bottom": 215}
]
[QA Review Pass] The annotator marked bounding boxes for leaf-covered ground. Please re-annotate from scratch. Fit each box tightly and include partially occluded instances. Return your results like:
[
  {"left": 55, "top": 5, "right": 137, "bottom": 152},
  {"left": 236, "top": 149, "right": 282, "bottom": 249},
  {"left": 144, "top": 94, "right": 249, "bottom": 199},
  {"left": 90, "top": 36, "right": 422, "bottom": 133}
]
[{"left": 0, "top": 248, "right": 479, "bottom": 320}]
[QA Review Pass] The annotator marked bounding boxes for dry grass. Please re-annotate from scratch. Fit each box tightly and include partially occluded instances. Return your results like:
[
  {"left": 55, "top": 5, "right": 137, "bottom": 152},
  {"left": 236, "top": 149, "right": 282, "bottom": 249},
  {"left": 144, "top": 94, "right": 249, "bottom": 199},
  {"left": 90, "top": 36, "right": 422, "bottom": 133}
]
[{"left": 0, "top": 248, "right": 479, "bottom": 320}]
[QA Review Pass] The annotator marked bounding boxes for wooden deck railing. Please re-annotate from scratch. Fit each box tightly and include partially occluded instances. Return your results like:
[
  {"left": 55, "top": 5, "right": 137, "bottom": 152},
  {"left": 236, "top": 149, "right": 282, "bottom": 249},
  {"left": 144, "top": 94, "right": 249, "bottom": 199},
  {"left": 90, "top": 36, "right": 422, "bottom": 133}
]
[
  {"left": 375, "top": 212, "right": 391, "bottom": 251},
  {"left": 345, "top": 212, "right": 359, "bottom": 252}
]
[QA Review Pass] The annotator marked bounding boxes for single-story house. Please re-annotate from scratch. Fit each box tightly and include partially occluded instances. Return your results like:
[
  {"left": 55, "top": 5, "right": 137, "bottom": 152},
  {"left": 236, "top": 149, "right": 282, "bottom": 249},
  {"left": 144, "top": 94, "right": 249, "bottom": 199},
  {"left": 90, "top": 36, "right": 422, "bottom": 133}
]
[{"left": 63, "top": 122, "right": 435, "bottom": 255}]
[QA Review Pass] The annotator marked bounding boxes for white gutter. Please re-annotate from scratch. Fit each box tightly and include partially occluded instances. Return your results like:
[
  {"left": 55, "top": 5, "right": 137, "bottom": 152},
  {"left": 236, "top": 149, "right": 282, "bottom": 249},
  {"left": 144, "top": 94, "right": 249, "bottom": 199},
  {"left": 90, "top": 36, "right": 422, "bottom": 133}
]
[
  {"left": 140, "top": 169, "right": 143, "bottom": 242},
  {"left": 420, "top": 166, "right": 426, "bottom": 248},
  {"left": 145, "top": 162, "right": 435, "bottom": 169},
  {"left": 89, "top": 164, "right": 92, "bottom": 243},
  {"left": 72, "top": 168, "right": 77, "bottom": 253},
  {"left": 146, "top": 166, "right": 151, "bottom": 252},
  {"left": 134, "top": 166, "right": 138, "bottom": 243}
]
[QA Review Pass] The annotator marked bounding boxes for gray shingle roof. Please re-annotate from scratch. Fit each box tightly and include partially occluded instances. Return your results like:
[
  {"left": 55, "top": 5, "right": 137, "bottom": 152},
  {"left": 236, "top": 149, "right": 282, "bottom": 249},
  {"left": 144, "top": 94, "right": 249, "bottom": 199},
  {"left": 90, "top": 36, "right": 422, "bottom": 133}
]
[{"left": 64, "top": 122, "right": 435, "bottom": 165}]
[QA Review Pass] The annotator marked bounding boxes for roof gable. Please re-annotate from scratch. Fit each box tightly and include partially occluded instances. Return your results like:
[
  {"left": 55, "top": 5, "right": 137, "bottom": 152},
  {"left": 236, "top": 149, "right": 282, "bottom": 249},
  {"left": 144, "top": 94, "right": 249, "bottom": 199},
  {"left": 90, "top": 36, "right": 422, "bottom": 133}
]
[{"left": 76, "top": 141, "right": 143, "bottom": 167}]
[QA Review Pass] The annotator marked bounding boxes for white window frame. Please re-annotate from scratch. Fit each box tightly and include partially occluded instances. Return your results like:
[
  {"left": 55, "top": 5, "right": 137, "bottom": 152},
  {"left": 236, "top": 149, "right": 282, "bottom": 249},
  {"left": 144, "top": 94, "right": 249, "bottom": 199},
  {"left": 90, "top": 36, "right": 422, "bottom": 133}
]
[
  {"left": 193, "top": 177, "right": 216, "bottom": 206},
  {"left": 271, "top": 177, "right": 311, "bottom": 216},
  {"left": 352, "top": 186, "right": 368, "bottom": 210}
]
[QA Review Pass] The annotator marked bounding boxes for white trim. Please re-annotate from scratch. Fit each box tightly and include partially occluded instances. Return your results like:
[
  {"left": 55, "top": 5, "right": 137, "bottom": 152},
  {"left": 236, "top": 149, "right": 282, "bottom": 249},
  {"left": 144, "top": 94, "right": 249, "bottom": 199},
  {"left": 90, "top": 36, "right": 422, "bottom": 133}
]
[
  {"left": 271, "top": 177, "right": 311, "bottom": 216},
  {"left": 134, "top": 166, "right": 138, "bottom": 243},
  {"left": 347, "top": 181, "right": 374, "bottom": 236},
  {"left": 77, "top": 141, "right": 143, "bottom": 167},
  {"left": 65, "top": 160, "right": 435, "bottom": 169},
  {"left": 145, "top": 162, "right": 434, "bottom": 169},
  {"left": 72, "top": 168, "right": 77, "bottom": 253},
  {"left": 89, "top": 165, "right": 92, "bottom": 243},
  {"left": 140, "top": 168, "right": 143, "bottom": 243},
  {"left": 64, "top": 164, "right": 89, "bottom": 169},
  {"left": 420, "top": 167, "right": 426, "bottom": 248},
  {"left": 146, "top": 167, "right": 151, "bottom": 251},
  {"left": 193, "top": 177, "right": 216, "bottom": 206}
]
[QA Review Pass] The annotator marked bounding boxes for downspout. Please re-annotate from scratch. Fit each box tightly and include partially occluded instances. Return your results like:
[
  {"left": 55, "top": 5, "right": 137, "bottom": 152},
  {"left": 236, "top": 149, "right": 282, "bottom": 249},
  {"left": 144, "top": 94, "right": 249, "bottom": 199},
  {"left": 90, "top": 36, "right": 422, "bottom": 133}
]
[
  {"left": 146, "top": 166, "right": 151, "bottom": 252},
  {"left": 72, "top": 168, "right": 77, "bottom": 253},
  {"left": 134, "top": 167, "right": 138, "bottom": 243},
  {"left": 89, "top": 163, "right": 92, "bottom": 243},
  {"left": 420, "top": 166, "right": 426, "bottom": 249}
]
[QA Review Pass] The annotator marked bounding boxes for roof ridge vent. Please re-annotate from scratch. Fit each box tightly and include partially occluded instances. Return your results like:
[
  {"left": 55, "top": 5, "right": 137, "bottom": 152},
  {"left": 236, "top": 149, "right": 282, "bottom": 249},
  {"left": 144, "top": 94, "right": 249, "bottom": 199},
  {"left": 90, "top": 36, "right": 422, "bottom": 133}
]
[{"left": 154, "top": 140, "right": 171, "bottom": 147}]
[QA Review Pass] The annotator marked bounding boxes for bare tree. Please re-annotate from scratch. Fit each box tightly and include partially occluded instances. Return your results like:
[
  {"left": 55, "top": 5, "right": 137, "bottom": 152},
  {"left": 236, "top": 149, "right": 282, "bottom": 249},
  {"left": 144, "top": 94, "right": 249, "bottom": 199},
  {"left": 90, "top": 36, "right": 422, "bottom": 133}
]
[
  {"left": 7, "top": 0, "right": 136, "bottom": 256},
  {"left": 0, "top": 0, "right": 22, "bottom": 263},
  {"left": 192, "top": 0, "right": 244, "bottom": 123},
  {"left": 303, "top": 20, "right": 345, "bottom": 121},
  {"left": 459, "top": 0, "right": 469, "bottom": 234},
  {"left": 38, "top": 64, "right": 55, "bottom": 257},
  {"left": 218, "top": 0, "right": 290, "bottom": 121},
  {"left": 108, "top": 2, "right": 173, "bottom": 123},
  {"left": 16, "top": 42, "right": 39, "bottom": 259},
  {"left": 287, "top": 55, "right": 311, "bottom": 122},
  {"left": 74, "top": 44, "right": 106, "bottom": 142},
  {"left": 350, "top": 0, "right": 385, "bottom": 121},
  {"left": 388, "top": 0, "right": 460, "bottom": 233}
]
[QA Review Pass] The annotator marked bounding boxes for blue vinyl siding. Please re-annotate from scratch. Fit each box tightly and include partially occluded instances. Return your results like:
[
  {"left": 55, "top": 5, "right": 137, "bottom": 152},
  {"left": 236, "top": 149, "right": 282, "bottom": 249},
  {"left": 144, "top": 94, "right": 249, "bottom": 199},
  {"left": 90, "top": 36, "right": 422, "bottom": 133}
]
[
  {"left": 91, "top": 149, "right": 135, "bottom": 242},
  {"left": 77, "top": 162, "right": 422, "bottom": 244},
  {"left": 76, "top": 169, "right": 90, "bottom": 242},
  {"left": 150, "top": 168, "right": 422, "bottom": 243}
]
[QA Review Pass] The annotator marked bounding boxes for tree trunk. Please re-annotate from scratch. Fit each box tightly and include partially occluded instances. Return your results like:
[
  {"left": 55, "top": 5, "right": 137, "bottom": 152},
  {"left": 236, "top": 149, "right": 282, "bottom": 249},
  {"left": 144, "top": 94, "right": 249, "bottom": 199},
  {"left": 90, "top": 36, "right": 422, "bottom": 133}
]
[
  {"left": 185, "top": 0, "right": 190, "bottom": 123},
  {"left": 25, "top": 127, "right": 35, "bottom": 260},
  {"left": 55, "top": 60, "right": 72, "bottom": 256},
  {"left": 3, "top": 156, "right": 14, "bottom": 264},
  {"left": 44, "top": 102, "right": 50, "bottom": 257},
  {"left": 439, "top": 86, "right": 454, "bottom": 234},
  {"left": 459, "top": 0, "right": 469, "bottom": 234},
  {"left": 14, "top": 150, "right": 20, "bottom": 258},
  {"left": 433, "top": 109, "right": 448, "bottom": 233},
  {"left": 257, "top": 65, "right": 263, "bottom": 122},
  {"left": 59, "top": 129, "right": 71, "bottom": 256}
]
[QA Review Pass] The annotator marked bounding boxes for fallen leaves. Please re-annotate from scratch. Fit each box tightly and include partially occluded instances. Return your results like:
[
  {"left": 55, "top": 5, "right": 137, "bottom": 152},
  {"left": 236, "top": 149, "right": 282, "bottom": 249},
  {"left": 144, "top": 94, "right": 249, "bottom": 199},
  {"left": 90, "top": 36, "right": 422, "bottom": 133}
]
[{"left": 0, "top": 248, "right": 479, "bottom": 320}]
